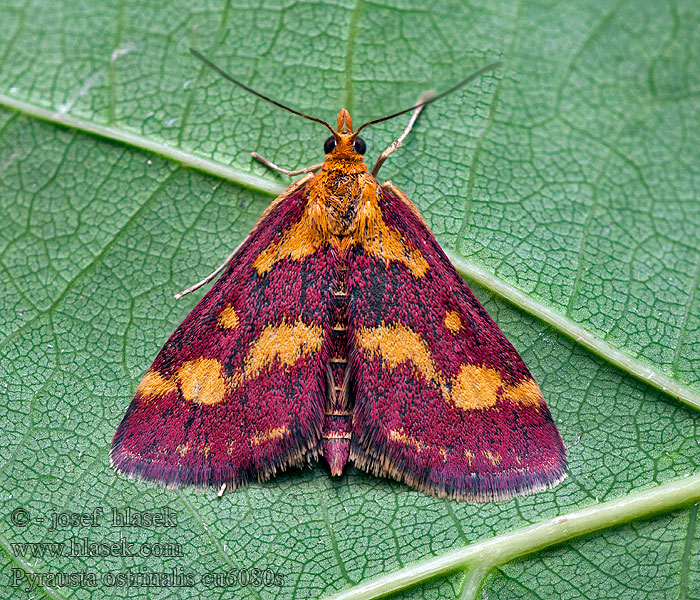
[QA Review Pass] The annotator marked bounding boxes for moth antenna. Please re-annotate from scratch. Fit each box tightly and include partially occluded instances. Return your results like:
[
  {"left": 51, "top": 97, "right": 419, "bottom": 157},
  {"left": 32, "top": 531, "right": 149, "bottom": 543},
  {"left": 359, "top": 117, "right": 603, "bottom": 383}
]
[
  {"left": 354, "top": 61, "right": 503, "bottom": 135},
  {"left": 190, "top": 48, "right": 335, "bottom": 135}
]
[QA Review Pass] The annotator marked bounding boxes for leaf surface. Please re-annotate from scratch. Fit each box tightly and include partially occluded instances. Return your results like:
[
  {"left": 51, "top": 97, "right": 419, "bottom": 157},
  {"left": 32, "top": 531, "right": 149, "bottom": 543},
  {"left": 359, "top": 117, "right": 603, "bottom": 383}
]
[{"left": 1, "top": 1, "right": 699, "bottom": 599}]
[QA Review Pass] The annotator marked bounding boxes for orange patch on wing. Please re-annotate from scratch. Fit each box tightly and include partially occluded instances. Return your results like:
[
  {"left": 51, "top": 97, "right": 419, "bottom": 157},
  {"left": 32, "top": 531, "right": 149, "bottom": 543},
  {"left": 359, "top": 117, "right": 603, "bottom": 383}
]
[
  {"left": 355, "top": 184, "right": 429, "bottom": 278},
  {"left": 504, "top": 377, "right": 545, "bottom": 407},
  {"left": 444, "top": 311, "right": 463, "bottom": 332},
  {"left": 483, "top": 450, "right": 502, "bottom": 466},
  {"left": 217, "top": 305, "right": 240, "bottom": 329},
  {"left": 464, "top": 449, "right": 475, "bottom": 465},
  {"left": 136, "top": 370, "right": 177, "bottom": 399},
  {"left": 170, "top": 318, "right": 324, "bottom": 404},
  {"left": 238, "top": 318, "right": 324, "bottom": 382},
  {"left": 356, "top": 322, "right": 541, "bottom": 414},
  {"left": 389, "top": 428, "right": 424, "bottom": 453},
  {"left": 356, "top": 322, "right": 444, "bottom": 387},
  {"left": 450, "top": 364, "right": 503, "bottom": 411},
  {"left": 452, "top": 367, "right": 545, "bottom": 412},
  {"left": 176, "top": 358, "right": 228, "bottom": 406},
  {"left": 252, "top": 425, "right": 289, "bottom": 446},
  {"left": 253, "top": 218, "right": 322, "bottom": 275}
]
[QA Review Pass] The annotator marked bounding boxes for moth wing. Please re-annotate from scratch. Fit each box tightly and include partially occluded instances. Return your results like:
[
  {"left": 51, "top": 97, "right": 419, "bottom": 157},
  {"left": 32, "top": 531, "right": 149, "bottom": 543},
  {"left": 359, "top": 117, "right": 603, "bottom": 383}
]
[
  {"left": 111, "top": 181, "right": 335, "bottom": 489},
  {"left": 347, "top": 183, "right": 566, "bottom": 501}
]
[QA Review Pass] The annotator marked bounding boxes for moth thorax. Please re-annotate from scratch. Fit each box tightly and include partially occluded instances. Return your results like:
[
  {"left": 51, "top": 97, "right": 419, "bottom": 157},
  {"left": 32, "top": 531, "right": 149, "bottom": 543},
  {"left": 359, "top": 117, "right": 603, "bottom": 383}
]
[{"left": 310, "top": 170, "right": 380, "bottom": 238}]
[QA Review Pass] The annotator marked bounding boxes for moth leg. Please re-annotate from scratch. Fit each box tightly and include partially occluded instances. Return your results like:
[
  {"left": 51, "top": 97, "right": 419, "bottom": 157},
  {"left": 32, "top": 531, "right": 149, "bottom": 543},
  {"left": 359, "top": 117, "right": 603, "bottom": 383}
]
[
  {"left": 371, "top": 91, "right": 433, "bottom": 176},
  {"left": 252, "top": 152, "right": 323, "bottom": 176},
  {"left": 174, "top": 237, "right": 248, "bottom": 299},
  {"left": 175, "top": 173, "right": 314, "bottom": 300}
]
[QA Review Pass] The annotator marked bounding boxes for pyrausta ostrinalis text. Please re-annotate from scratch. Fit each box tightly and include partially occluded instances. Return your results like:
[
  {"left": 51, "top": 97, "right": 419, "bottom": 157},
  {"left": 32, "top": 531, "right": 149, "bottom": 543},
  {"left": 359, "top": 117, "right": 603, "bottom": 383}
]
[{"left": 111, "top": 50, "right": 567, "bottom": 501}]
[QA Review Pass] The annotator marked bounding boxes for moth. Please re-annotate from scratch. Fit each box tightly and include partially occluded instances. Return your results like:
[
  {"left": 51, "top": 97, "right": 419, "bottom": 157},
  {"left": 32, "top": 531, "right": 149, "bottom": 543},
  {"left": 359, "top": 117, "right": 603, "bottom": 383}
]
[{"left": 111, "top": 50, "right": 567, "bottom": 501}]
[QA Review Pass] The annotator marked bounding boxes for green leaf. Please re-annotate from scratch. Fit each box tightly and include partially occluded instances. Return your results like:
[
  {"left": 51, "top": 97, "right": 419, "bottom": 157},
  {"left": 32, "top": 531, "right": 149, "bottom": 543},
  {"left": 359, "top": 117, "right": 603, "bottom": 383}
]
[{"left": 0, "top": 2, "right": 699, "bottom": 599}]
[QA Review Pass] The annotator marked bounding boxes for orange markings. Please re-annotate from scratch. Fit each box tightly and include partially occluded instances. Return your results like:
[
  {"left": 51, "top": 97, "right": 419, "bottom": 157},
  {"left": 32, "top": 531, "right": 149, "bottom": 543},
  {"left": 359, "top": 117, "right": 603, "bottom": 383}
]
[
  {"left": 138, "top": 320, "right": 542, "bottom": 413},
  {"left": 176, "top": 358, "right": 228, "bottom": 406},
  {"left": 238, "top": 318, "right": 324, "bottom": 382},
  {"left": 253, "top": 218, "right": 323, "bottom": 275},
  {"left": 466, "top": 448, "right": 502, "bottom": 467},
  {"left": 356, "top": 322, "right": 544, "bottom": 412},
  {"left": 355, "top": 185, "right": 429, "bottom": 278},
  {"left": 134, "top": 318, "right": 324, "bottom": 407},
  {"left": 356, "top": 322, "right": 442, "bottom": 388},
  {"left": 217, "top": 305, "right": 240, "bottom": 329},
  {"left": 451, "top": 364, "right": 503, "bottom": 411},
  {"left": 444, "top": 311, "right": 463, "bottom": 333},
  {"left": 389, "top": 428, "right": 424, "bottom": 453},
  {"left": 251, "top": 425, "right": 289, "bottom": 446},
  {"left": 503, "top": 377, "right": 544, "bottom": 408},
  {"left": 483, "top": 450, "right": 502, "bottom": 466},
  {"left": 136, "top": 370, "right": 177, "bottom": 398},
  {"left": 173, "top": 443, "right": 211, "bottom": 459},
  {"left": 254, "top": 168, "right": 429, "bottom": 278}
]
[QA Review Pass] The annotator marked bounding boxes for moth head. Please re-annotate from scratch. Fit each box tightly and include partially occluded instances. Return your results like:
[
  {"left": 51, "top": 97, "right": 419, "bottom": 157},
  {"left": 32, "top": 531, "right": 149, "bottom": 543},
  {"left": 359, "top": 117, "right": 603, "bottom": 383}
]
[
  {"left": 188, "top": 48, "right": 502, "bottom": 171},
  {"left": 322, "top": 109, "right": 367, "bottom": 161}
]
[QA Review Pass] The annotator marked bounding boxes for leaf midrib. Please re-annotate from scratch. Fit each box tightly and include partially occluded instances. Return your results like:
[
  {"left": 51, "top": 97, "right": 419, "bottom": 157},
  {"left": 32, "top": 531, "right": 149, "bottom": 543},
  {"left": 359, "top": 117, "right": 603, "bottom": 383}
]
[{"left": 324, "top": 474, "right": 700, "bottom": 600}]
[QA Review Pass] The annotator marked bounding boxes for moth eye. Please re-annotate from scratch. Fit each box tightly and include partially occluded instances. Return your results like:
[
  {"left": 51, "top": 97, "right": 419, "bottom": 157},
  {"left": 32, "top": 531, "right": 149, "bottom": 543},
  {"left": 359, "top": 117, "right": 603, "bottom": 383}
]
[
  {"left": 324, "top": 136, "right": 337, "bottom": 153},
  {"left": 353, "top": 137, "right": 366, "bottom": 155}
]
